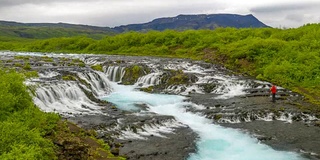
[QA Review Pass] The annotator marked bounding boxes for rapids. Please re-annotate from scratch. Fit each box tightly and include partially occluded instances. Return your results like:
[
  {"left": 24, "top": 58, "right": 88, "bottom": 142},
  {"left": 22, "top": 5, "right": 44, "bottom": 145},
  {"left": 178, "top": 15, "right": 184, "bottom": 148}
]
[{"left": 104, "top": 82, "right": 304, "bottom": 160}]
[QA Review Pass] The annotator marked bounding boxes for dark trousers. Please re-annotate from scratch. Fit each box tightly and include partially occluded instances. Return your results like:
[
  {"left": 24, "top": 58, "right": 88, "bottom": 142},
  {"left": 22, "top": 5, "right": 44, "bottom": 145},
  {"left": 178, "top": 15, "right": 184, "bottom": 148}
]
[{"left": 272, "top": 93, "right": 276, "bottom": 102}]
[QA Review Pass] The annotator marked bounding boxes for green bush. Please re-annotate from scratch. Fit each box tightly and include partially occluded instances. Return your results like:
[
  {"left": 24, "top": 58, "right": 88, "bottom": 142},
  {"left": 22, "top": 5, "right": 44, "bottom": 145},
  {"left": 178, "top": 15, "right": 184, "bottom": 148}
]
[
  {"left": 0, "top": 68, "right": 59, "bottom": 159},
  {"left": 0, "top": 69, "right": 33, "bottom": 120}
]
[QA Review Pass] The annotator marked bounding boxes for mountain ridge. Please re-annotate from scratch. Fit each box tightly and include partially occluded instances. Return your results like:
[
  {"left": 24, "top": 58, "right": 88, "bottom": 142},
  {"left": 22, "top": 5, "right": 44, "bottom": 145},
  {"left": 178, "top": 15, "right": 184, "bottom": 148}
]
[
  {"left": 0, "top": 14, "right": 270, "bottom": 39},
  {"left": 113, "top": 14, "right": 270, "bottom": 32}
]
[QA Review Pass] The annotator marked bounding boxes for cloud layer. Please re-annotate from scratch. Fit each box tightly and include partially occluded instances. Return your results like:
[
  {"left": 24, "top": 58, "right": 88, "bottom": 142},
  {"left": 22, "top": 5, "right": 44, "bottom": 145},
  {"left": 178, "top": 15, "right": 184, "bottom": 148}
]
[{"left": 0, "top": 0, "right": 319, "bottom": 28}]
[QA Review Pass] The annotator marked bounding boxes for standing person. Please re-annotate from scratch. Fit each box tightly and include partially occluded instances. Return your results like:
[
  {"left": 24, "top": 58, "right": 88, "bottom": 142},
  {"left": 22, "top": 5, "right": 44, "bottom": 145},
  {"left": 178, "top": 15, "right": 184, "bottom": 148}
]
[{"left": 270, "top": 85, "right": 277, "bottom": 103}]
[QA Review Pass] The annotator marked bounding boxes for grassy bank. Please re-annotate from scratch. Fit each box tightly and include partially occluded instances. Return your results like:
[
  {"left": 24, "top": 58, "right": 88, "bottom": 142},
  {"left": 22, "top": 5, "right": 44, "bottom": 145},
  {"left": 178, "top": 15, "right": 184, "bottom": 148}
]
[
  {"left": 0, "top": 69, "right": 59, "bottom": 159},
  {"left": 1, "top": 24, "right": 320, "bottom": 105}
]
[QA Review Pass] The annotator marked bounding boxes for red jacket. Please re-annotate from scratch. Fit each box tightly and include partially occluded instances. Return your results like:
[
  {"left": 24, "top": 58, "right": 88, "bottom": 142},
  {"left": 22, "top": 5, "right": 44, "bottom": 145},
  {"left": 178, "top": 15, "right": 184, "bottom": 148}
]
[{"left": 270, "top": 85, "right": 277, "bottom": 94}]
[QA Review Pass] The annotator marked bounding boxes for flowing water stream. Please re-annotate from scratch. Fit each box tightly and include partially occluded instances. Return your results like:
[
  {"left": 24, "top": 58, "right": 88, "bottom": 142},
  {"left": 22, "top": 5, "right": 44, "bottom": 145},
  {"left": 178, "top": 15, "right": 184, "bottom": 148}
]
[{"left": 104, "top": 82, "right": 303, "bottom": 160}]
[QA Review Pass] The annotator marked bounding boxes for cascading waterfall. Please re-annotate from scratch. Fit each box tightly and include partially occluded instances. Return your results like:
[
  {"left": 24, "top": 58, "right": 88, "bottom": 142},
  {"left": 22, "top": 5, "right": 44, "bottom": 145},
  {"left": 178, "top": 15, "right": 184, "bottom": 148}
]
[
  {"left": 77, "top": 71, "right": 112, "bottom": 97},
  {"left": 33, "top": 70, "right": 114, "bottom": 115},
  {"left": 105, "top": 66, "right": 126, "bottom": 82},
  {"left": 103, "top": 82, "right": 304, "bottom": 160},
  {"left": 203, "top": 75, "right": 250, "bottom": 99},
  {"left": 33, "top": 81, "right": 101, "bottom": 114},
  {"left": 135, "top": 72, "right": 161, "bottom": 87}
]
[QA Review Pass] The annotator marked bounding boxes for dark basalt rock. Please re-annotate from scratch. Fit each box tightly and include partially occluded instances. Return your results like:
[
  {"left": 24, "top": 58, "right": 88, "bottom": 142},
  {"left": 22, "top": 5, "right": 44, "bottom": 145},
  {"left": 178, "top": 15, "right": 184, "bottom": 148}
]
[{"left": 201, "top": 83, "right": 217, "bottom": 93}]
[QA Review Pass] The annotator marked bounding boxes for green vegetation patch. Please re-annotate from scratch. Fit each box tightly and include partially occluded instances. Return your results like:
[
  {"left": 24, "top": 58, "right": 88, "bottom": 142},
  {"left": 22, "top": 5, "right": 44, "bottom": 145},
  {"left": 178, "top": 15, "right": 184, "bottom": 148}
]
[
  {"left": 23, "top": 70, "right": 39, "bottom": 78},
  {"left": 62, "top": 75, "right": 77, "bottom": 81},
  {"left": 0, "top": 68, "right": 60, "bottom": 159},
  {"left": 90, "top": 64, "right": 104, "bottom": 72}
]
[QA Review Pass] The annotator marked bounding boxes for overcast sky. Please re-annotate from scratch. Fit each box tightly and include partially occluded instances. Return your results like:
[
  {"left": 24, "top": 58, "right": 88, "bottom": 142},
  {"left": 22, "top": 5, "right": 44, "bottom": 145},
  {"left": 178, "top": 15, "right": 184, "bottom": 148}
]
[{"left": 0, "top": 0, "right": 319, "bottom": 28}]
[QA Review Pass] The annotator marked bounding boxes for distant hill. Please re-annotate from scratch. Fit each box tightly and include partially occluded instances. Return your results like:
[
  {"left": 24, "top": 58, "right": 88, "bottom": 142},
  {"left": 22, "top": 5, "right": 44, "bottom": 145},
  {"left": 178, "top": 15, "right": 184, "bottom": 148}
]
[
  {"left": 0, "top": 21, "right": 113, "bottom": 32},
  {"left": 114, "top": 14, "right": 269, "bottom": 32},
  {"left": 0, "top": 21, "right": 115, "bottom": 40},
  {"left": 0, "top": 14, "right": 269, "bottom": 40}
]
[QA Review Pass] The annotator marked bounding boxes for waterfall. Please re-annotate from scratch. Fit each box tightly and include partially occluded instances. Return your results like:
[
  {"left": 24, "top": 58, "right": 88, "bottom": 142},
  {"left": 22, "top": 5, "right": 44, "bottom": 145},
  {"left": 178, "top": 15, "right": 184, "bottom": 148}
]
[
  {"left": 32, "top": 69, "right": 113, "bottom": 115},
  {"left": 135, "top": 72, "right": 161, "bottom": 87},
  {"left": 77, "top": 71, "right": 112, "bottom": 97},
  {"left": 33, "top": 81, "right": 101, "bottom": 115},
  {"left": 105, "top": 66, "right": 126, "bottom": 82},
  {"left": 200, "top": 75, "right": 249, "bottom": 99}
]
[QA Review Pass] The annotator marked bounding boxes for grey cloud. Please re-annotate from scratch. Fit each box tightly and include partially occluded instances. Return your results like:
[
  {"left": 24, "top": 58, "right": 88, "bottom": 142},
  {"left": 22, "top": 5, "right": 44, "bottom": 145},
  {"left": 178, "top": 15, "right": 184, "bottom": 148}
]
[
  {"left": 0, "top": 0, "right": 95, "bottom": 7},
  {"left": 285, "top": 14, "right": 304, "bottom": 22},
  {"left": 21, "top": 1, "right": 224, "bottom": 27},
  {"left": 250, "top": 2, "right": 320, "bottom": 13}
]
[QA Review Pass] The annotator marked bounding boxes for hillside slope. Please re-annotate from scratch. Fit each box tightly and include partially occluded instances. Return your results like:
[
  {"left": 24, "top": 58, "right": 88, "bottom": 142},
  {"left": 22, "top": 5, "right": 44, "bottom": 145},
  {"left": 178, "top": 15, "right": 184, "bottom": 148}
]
[
  {"left": 0, "top": 21, "right": 115, "bottom": 40},
  {"left": 0, "top": 14, "right": 269, "bottom": 40},
  {"left": 114, "top": 14, "right": 269, "bottom": 32}
]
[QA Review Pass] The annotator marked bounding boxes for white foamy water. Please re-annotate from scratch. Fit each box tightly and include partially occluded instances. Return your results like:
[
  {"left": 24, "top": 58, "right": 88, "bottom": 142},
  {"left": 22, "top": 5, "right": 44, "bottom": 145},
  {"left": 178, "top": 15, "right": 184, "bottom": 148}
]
[
  {"left": 211, "top": 75, "right": 249, "bottom": 99},
  {"left": 38, "top": 71, "right": 60, "bottom": 78},
  {"left": 77, "top": 71, "right": 113, "bottom": 97},
  {"left": 135, "top": 72, "right": 161, "bottom": 87},
  {"left": 105, "top": 66, "right": 126, "bottom": 82},
  {"left": 103, "top": 83, "right": 304, "bottom": 160},
  {"left": 33, "top": 81, "right": 101, "bottom": 115}
]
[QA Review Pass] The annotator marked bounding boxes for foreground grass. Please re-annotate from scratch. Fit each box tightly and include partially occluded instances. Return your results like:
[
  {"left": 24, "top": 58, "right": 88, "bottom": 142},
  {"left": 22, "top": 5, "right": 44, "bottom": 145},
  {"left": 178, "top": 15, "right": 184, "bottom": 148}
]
[{"left": 0, "top": 69, "right": 59, "bottom": 159}]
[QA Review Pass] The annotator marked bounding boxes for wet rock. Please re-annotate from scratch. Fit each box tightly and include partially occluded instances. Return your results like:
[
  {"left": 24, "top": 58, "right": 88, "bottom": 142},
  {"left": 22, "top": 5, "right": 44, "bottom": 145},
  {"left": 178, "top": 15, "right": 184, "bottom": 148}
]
[
  {"left": 159, "top": 69, "right": 198, "bottom": 87},
  {"left": 257, "top": 136, "right": 272, "bottom": 141},
  {"left": 214, "top": 114, "right": 222, "bottom": 120},
  {"left": 201, "top": 83, "right": 216, "bottom": 93},
  {"left": 111, "top": 148, "right": 120, "bottom": 156},
  {"left": 314, "top": 121, "right": 320, "bottom": 127},
  {"left": 135, "top": 103, "right": 149, "bottom": 111}
]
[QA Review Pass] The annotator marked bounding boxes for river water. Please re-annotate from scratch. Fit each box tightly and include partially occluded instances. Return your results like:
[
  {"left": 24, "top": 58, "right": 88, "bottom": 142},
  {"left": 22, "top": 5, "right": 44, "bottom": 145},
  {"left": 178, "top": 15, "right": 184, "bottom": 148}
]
[{"left": 104, "top": 82, "right": 304, "bottom": 160}]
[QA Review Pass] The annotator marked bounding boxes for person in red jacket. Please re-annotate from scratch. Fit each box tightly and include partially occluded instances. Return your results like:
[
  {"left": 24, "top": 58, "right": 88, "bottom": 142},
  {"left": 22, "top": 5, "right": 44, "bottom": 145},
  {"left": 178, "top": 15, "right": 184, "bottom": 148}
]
[{"left": 270, "top": 85, "right": 277, "bottom": 103}]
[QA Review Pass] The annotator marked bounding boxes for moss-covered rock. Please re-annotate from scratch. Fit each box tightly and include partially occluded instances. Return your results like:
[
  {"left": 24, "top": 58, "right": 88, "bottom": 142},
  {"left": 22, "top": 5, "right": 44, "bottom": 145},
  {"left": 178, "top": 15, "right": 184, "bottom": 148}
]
[
  {"left": 91, "top": 64, "right": 104, "bottom": 72},
  {"left": 62, "top": 75, "right": 77, "bottom": 81},
  {"left": 48, "top": 121, "right": 125, "bottom": 160},
  {"left": 159, "top": 69, "right": 198, "bottom": 87},
  {"left": 140, "top": 86, "right": 154, "bottom": 93},
  {"left": 23, "top": 63, "right": 32, "bottom": 70},
  {"left": 122, "top": 65, "right": 149, "bottom": 85},
  {"left": 42, "top": 56, "right": 54, "bottom": 62},
  {"left": 214, "top": 114, "right": 222, "bottom": 120},
  {"left": 110, "top": 148, "right": 120, "bottom": 156}
]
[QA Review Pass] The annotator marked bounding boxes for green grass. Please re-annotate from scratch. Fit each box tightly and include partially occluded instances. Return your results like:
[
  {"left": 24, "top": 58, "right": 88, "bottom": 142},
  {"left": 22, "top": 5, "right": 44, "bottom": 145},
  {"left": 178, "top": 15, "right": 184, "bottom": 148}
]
[{"left": 0, "top": 69, "right": 60, "bottom": 159}]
